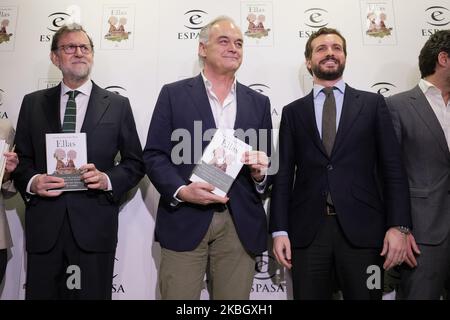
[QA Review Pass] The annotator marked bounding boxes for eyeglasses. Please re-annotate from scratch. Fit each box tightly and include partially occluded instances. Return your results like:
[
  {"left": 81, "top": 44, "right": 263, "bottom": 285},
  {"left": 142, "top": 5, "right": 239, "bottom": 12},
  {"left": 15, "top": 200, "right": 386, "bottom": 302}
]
[{"left": 57, "top": 44, "right": 93, "bottom": 54}]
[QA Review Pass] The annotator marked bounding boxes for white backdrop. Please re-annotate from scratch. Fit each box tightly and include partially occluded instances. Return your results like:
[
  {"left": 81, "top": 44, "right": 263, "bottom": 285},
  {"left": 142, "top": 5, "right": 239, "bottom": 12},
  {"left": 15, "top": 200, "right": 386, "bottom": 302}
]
[{"left": 0, "top": 0, "right": 448, "bottom": 299}]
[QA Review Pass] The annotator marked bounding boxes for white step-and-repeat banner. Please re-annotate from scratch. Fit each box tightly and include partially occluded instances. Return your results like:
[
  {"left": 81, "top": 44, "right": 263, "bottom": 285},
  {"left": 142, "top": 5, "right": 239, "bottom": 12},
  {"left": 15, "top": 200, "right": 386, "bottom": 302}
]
[{"left": 0, "top": 0, "right": 447, "bottom": 299}]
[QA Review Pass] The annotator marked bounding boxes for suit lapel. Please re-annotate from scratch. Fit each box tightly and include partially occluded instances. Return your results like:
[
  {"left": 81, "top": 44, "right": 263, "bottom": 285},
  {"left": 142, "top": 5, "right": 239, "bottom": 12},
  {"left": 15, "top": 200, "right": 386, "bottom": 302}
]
[
  {"left": 332, "top": 85, "right": 363, "bottom": 156},
  {"left": 410, "top": 86, "right": 450, "bottom": 159},
  {"left": 297, "top": 91, "right": 328, "bottom": 157},
  {"left": 234, "top": 83, "right": 252, "bottom": 130},
  {"left": 187, "top": 74, "right": 216, "bottom": 132},
  {"left": 81, "top": 82, "right": 110, "bottom": 135},
  {"left": 44, "top": 84, "right": 63, "bottom": 133}
]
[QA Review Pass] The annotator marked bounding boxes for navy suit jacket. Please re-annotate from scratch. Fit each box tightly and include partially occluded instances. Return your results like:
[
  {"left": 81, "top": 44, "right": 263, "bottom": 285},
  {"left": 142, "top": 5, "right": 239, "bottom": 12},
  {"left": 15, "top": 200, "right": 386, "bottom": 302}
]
[
  {"left": 269, "top": 85, "right": 411, "bottom": 248},
  {"left": 13, "top": 82, "right": 145, "bottom": 253},
  {"left": 144, "top": 74, "right": 273, "bottom": 254}
]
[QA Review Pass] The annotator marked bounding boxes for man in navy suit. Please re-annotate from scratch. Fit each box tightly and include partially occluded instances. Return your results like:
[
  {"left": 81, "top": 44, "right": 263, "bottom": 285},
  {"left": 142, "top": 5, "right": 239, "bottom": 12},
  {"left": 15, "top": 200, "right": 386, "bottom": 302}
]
[
  {"left": 143, "top": 16, "right": 272, "bottom": 299},
  {"left": 13, "top": 24, "right": 144, "bottom": 299},
  {"left": 269, "top": 27, "right": 411, "bottom": 299}
]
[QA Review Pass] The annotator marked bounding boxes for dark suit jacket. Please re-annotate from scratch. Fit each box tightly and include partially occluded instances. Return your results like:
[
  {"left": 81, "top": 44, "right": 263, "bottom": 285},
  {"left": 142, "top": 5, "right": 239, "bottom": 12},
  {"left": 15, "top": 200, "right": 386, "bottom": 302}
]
[
  {"left": 387, "top": 86, "right": 450, "bottom": 245},
  {"left": 269, "top": 84, "right": 411, "bottom": 248},
  {"left": 13, "top": 82, "right": 145, "bottom": 253},
  {"left": 143, "top": 74, "right": 273, "bottom": 254}
]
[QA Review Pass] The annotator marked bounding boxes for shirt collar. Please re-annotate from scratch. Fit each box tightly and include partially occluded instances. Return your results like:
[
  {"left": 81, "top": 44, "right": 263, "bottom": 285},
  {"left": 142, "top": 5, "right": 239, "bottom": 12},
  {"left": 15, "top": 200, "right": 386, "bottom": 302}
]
[
  {"left": 419, "top": 78, "right": 440, "bottom": 96},
  {"left": 61, "top": 79, "right": 93, "bottom": 97},
  {"left": 201, "top": 71, "right": 237, "bottom": 95},
  {"left": 313, "top": 78, "right": 346, "bottom": 99}
]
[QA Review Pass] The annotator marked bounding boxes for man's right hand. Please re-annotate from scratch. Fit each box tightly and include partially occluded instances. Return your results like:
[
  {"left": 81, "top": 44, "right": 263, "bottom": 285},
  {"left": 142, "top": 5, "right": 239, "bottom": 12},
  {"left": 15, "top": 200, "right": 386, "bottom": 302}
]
[
  {"left": 273, "top": 235, "right": 292, "bottom": 269},
  {"left": 177, "top": 182, "right": 229, "bottom": 205},
  {"left": 31, "top": 174, "right": 65, "bottom": 197}
]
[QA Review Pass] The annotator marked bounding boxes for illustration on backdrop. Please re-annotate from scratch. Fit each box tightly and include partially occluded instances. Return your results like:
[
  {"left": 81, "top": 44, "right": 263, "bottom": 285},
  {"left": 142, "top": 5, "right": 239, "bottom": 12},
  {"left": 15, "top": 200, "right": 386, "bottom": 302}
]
[
  {"left": 0, "top": 19, "right": 13, "bottom": 44},
  {"left": 245, "top": 13, "right": 271, "bottom": 39},
  {"left": 105, "top": 15, "right": 131, "bottom": 42}
]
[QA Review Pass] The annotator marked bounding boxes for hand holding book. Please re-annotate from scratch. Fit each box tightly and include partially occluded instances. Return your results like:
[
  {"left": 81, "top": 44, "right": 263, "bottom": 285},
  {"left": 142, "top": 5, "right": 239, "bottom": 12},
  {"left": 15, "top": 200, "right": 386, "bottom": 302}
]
[
  {"left": 79, "top": 163, "right": 109, "bottom": 190},
  {"left": 30, "top": 174, "right": 65, "bottom": 197},
  {"left": 177, "top": 182, "right": 229, "bottom": 205},
  {"left": 241, "top": 150, "right": 269, "bottom": 182}
]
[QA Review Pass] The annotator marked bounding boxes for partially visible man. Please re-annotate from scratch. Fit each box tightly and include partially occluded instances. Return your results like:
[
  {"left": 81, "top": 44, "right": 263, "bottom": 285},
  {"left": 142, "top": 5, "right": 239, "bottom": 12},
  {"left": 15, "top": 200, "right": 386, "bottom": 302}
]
[
  {"left": 13, "top": 23, "right": 144, "bottom": 299},
  {"left": 143, "top": 16, "right": 272, "bottom": 300},
  {"left": 269, "top": 27, "right": 411, "bottom": 299},
  {"left": 0, "top": 119, "right": 19, "bottom": 285},
  {"left": 386, "top": 30, "right": 450, "bottom": 300}
]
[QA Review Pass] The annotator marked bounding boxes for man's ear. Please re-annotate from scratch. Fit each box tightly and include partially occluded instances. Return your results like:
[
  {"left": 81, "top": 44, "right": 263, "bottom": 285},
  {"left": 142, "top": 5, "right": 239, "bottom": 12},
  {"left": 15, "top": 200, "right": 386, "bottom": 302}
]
[
  {"left": 50, "top": 51, "right": 59, "bottom": 68},
  {"left": 305, "top": 59, "right": 311, "bottom": 71},
  {"left": 198, "top": 42, "right": 207, "bottom": 60},
  {"left": 437, "top": 51, "right": 448, "bottom": 67}
]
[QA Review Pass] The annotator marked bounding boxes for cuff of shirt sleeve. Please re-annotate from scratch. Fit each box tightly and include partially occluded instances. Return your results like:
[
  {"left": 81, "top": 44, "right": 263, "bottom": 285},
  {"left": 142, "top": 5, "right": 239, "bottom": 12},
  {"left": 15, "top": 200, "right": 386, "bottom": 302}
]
[
  {"left": 104, "top": 173, "right": 112, "bottom": 191},
  {"left": 253, "top": 174, "right": 267, "bottom": 194},
  {"left": 272, "top": 231, "right": 288, "bottom": 238},
  {"left": 171, "top": 185, "right": 186, "bottom": 207},
  {"left": 26, "top": 174, "right": 41, "bottom": 195}
]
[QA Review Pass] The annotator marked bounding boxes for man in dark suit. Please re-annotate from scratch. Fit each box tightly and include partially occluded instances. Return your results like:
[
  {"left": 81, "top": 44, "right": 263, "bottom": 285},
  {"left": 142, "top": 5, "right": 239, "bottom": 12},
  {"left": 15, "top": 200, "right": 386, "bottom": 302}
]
[
  {"left": 13, "top": 24, "right": 144, "bottom": 299},
  {"left": 143, "top": 16, "right": 272, "bottom": 299},
  {"left": 386, "top": 30, "right": 450, "bottom": 299},
  {"left": 269, "top": 27, "right": 411, "bottom": 299}
]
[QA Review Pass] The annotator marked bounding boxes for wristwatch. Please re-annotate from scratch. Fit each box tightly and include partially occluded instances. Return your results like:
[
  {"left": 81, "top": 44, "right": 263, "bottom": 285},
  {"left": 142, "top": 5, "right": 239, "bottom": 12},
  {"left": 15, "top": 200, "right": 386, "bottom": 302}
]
[{"left": 396, "top": 226, "right": 410, "bottom": 235}]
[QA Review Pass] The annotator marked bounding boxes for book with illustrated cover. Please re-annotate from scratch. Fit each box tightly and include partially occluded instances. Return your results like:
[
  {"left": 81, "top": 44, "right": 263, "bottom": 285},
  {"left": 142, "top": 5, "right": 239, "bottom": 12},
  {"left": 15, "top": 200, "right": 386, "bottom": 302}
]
[
  {"left": 46, "top": 133, "right": 88, "bottom": 191},
  {"left": 190, "top": 129, "right": 252, "bottom": 197}
]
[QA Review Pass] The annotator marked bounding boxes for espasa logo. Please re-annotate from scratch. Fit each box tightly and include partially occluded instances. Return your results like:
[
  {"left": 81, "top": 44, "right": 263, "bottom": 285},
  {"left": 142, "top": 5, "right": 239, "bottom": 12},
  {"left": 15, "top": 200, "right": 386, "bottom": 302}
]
[
  {"left": 184, "top": 9, "right": 208, "bottom": 30},
  {"left": 47, "top": 12, "right": 71, "bottom": 32},
  {"left": 299, "top": 7, "right": 329, "bottom": 38},
  {"left": 177, "top": 9, "right": 208, "bottom": 40},
  {"left": 425, "top": 6, "right": 449, "bottom": 27},
  {"left": 304, "top": 8, "right": 329, "bottom": 28}
]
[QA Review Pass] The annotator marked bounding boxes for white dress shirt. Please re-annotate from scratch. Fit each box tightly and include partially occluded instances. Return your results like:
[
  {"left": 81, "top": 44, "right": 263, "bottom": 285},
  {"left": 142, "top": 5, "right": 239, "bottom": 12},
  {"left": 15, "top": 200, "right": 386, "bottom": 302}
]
[{"left": 419, "top": 78, "right": 450, "bottom": 150}]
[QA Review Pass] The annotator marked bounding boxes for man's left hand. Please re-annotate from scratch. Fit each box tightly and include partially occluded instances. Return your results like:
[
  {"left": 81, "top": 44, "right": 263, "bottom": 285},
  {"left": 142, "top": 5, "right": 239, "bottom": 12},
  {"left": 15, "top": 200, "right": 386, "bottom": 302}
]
[
  {"left": 80, "top": 163, "right": 109, "bottom": 190},
  {"left": 242, "top": 151, "right": 268, "bottom": 182}
]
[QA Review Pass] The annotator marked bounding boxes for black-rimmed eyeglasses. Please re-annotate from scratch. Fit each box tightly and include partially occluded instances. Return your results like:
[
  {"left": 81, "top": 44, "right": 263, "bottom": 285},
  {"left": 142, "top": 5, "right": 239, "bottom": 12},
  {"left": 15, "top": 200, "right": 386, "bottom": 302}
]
[{"left": 57, "top": 44, "right": 93, "bottom": 54}]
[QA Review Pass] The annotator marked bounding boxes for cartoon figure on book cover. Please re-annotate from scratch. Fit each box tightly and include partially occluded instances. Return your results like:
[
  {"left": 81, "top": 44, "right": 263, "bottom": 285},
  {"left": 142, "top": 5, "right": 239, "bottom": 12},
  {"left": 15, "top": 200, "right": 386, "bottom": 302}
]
[
  {"left": 53, "top": 148, "right": 66, "bottom": 174},
  {"left": 208, "top": 146, "right": 227, "bottom": 172},
  {"left": 65, "top": 149, "right": 78, "bottom": 174},
  {"left": 224, "top": 153, "right": 236, "bottom": 175},
  {"left": 53, "top": 148, "right": 78, "bottom": 175}
]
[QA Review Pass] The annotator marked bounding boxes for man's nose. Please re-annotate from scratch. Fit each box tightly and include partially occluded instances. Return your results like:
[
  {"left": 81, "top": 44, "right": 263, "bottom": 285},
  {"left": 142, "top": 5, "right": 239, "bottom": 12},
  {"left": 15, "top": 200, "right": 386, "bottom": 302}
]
[
  {"left": 228, "top": 43, "right": 238, "bottom": 52},
  {"left": 74, "top": 46, "right": 84, "bottom": 56}
]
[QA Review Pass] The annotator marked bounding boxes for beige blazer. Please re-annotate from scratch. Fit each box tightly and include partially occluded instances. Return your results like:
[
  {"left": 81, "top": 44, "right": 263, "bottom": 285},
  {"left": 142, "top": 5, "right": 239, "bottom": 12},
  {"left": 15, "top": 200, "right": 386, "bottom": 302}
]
[{"left": 0, "top": 119, "right": 15, "bottom": 249}]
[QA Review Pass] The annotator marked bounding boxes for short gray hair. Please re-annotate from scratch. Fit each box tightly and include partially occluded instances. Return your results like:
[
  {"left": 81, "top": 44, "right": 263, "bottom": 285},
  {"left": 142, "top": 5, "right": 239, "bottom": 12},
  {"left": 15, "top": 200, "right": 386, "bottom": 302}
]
[
  {"left": 198, "top": 16, "right": 240, "bottom": 65},
  {"left": 198, "top": 16, "right": 237, "bottom": 44}
]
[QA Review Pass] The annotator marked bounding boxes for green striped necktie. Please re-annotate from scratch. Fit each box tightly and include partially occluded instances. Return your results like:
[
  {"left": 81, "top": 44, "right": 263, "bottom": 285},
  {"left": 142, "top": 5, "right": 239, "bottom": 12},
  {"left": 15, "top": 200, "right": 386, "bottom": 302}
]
[{"left": 62, "top": 90, "right": 80, "bottom": 133}]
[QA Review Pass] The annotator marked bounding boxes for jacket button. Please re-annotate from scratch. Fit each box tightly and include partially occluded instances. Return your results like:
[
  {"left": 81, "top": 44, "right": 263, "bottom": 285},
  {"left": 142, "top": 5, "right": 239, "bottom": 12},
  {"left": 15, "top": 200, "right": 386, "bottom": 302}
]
[{"left": 327, "top": 164, "right": 333, "bottom": 171}]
